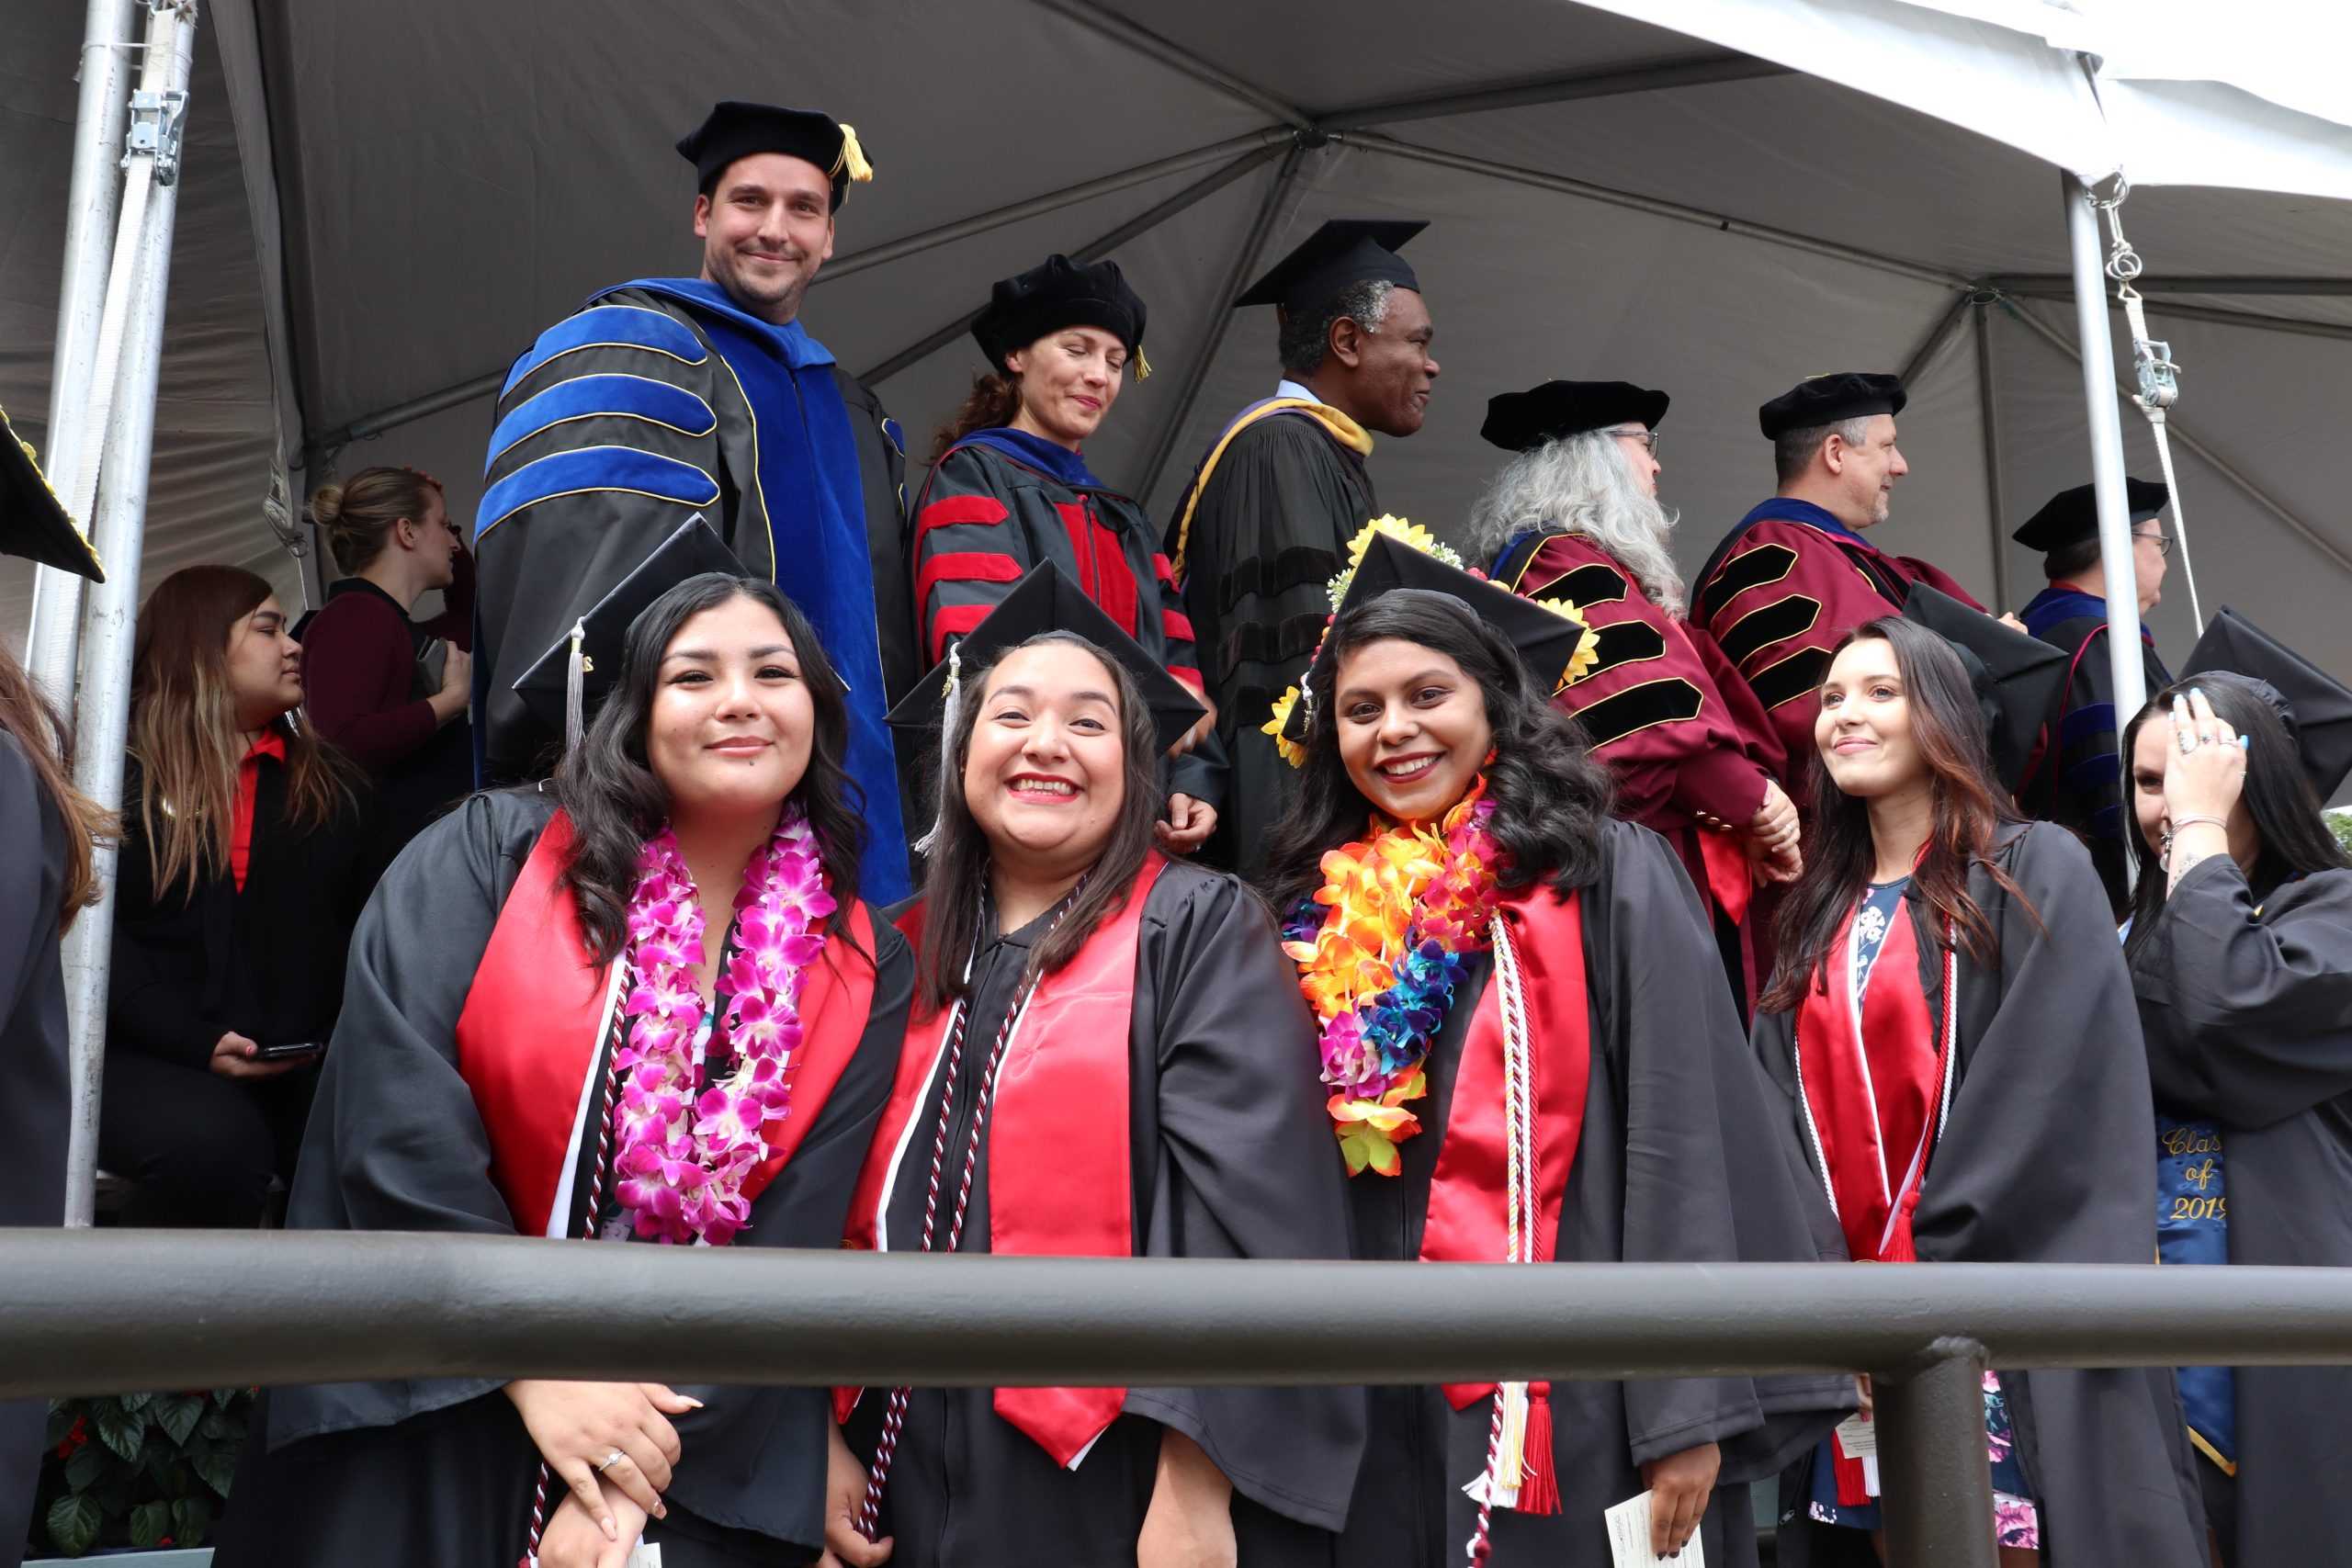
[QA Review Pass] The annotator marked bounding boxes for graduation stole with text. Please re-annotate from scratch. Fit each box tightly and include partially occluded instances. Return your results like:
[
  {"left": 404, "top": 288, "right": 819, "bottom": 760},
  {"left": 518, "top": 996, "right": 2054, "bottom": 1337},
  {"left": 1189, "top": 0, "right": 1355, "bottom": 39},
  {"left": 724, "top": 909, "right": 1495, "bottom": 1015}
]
[
  {"left": 451, "top": 810, "right": 878, "bottom": 1238},
  {"left": 840, "top": 854, "right": 1165, "bottom": 1466}
]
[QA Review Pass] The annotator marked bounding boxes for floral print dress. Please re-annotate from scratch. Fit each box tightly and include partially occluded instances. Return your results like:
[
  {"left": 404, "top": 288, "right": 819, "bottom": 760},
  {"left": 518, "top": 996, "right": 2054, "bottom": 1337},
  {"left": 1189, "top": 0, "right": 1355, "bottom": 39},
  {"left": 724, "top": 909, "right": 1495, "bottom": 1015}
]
[{"left": 1804, "top": 879, "right": 2041, "bottom": 1548}]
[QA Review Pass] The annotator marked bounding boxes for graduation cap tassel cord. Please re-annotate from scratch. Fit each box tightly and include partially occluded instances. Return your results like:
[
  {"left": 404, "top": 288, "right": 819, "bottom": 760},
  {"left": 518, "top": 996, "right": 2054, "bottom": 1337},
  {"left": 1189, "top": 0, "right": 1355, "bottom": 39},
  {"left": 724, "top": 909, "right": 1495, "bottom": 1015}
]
[
  {"left": 911, "top": 641, "right": 962, "bottom": 857},
  {"left": 564, "top": 617, "right": 587, "bottom": 756}
]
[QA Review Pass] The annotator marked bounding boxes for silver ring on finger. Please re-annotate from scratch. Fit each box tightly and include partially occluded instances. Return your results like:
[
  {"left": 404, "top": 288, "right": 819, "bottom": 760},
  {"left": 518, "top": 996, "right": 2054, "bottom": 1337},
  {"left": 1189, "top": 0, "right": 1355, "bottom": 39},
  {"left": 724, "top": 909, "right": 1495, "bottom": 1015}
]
[
  {"left": 2199, "top": 728, "right": 2217, "bottom": 744},
  {"left": 596, "top": 1449, "right": 626, "bottom": 1472},
  {"left": 2178, "top": 726, "right": 2199, "bottom": 754}
]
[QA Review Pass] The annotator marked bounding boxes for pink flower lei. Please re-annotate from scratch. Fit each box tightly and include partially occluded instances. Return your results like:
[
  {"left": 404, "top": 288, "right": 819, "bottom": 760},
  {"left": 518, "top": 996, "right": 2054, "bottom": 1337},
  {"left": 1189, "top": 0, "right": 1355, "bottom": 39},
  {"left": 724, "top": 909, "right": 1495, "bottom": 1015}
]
[{"left": 609, "top": 807, "right": 835, "bottom": 1245}]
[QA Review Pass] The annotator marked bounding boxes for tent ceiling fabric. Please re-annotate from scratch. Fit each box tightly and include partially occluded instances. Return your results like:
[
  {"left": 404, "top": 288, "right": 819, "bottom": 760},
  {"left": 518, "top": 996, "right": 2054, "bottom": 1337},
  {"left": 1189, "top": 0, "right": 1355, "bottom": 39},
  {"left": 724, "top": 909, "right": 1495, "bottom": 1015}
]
[{"left": 8, "top": 0, "right": 2352, "bottom": 763}]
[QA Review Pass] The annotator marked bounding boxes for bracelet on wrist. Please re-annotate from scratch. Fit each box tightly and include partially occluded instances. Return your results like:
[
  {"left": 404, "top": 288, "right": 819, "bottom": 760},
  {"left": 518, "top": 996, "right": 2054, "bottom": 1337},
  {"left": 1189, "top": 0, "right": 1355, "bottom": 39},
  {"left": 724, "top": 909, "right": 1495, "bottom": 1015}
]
[{"left": 2170, "top": 814, "right": 2230, "bottom": 835}]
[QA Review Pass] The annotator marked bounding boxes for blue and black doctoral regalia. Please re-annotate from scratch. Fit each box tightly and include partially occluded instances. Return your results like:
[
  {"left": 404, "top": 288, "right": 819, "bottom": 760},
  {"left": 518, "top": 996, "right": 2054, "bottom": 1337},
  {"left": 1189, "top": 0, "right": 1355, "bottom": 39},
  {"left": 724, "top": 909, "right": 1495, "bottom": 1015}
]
[
  {"left": 2019, "top": 585, "right": 2172, "bottom": 916},
  {"left": 475, "top": 277, "right": 916, "bottom": 902}
]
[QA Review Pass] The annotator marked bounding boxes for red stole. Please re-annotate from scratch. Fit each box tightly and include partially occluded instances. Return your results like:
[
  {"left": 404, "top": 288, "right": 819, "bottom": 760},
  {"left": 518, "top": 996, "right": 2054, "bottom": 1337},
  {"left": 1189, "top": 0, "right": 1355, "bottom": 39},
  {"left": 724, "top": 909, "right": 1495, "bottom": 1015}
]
[
  {"left": 1793, "top": 893, "right": 1956, "bottom": 1506},
  {"left": 1418, "top": 886, "right": 1591, "bottom": 1515},
  {"left": 842, "top": 854, "right": 1165, "bottom": 1466},
  {"left": 452, "top": 809, "right": 879, "bottom": 1238}
]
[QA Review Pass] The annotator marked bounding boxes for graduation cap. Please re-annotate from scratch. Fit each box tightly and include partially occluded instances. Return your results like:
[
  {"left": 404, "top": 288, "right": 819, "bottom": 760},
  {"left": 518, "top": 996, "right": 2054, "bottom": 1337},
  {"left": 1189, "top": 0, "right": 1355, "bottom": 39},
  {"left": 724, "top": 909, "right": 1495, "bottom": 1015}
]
[
  {"left": 0, "top": 406, "right": 103, "bottom": 581},
  {"left": 1900, "top": 581, "right": 2070, "bottom": 793},
  {"left": 2010, "top": 477, "right": 2169, "bottom": 551},
  {"left": 972, "top": 254, "right": 1150, "bottom": 379},
  {"left": 677, "top": 100, "right": 873, "bottom": 208},
  {"left": 2181, "top": 605, "right": 2352, "bottom": 800},
  {"left": 512, "top": 513, "right": 746, "bottom": 750},
  {"left": 1234, "top": 219, "right": 1427, "bottom": 315},
  {"left": 1277, "top": 528, "right": 1600, "bottom": 752},
  {"left": 1480, "top": 379, "right": 1669, "bottom": 453},
  {"left": 1758, "top": 372, "right": 1905, "bottom": 441}
]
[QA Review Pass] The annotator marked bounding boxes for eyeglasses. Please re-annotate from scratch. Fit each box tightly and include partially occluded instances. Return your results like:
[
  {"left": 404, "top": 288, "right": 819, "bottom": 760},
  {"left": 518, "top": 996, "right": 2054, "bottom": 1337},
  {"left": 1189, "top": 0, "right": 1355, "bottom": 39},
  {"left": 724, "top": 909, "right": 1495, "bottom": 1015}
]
[
  {"left": 1606, "top": 426, "right": 1660, "bottom": 457},
  {"left": 2133, "top": 529, "right": 2175, "bottom": 558}
]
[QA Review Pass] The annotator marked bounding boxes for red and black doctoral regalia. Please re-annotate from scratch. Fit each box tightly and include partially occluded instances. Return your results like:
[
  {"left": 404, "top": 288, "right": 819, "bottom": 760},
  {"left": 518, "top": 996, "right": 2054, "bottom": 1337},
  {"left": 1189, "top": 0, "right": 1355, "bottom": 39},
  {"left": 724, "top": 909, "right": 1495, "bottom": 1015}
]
[
  {"left": 838, "top": 855, "right": 1363, "bottom": 1568},
  {"left": 209, "top": 788, "right": 912, "bottom": 1568},
  {"left": 1494, "top": 526, "right": 1787, "bottom": 1003},
  {"left": 1695, "top": 500, "right": 1982, "bottom": 777},
  {"left": 1755, "top": 823, "right": 2210, "bottom": 1568},
  {"left": 1342, "top": 818, "right": 1850, "bottom": 1568}
]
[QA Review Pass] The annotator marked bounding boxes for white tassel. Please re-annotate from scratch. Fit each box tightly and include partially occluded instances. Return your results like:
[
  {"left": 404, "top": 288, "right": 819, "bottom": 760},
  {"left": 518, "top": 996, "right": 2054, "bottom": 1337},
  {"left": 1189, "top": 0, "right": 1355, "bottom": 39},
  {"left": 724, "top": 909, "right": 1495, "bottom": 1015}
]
[
  {"left": 910, "top": 642, "right": 962, "bottom": 855},
  {"left": 564, "top": 617, "right": 587, "bottom": 754}
]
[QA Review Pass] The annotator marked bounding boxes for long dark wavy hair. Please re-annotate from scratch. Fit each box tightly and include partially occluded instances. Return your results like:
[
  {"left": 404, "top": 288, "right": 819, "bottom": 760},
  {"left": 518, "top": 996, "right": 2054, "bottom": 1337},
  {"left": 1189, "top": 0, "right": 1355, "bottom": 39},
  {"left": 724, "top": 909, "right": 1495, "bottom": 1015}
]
[
  {"left": 1760, "top": 616, "right": 2041, "bottom": 1012},
  {"left": 0, "top": 641, "right": 114, "bottom": 930},
  {"left": 553, "top": 574, "right": 865, "bottom": 964},
  {"left": 911, "top": 631, "right": 1162, "bottom": 1018},
  {"left": 1259, "top": 589, "right": 1616, "bottom": 917},
  {"left": 2120, "top": 673, "right": 2350, "bottom": 964}
]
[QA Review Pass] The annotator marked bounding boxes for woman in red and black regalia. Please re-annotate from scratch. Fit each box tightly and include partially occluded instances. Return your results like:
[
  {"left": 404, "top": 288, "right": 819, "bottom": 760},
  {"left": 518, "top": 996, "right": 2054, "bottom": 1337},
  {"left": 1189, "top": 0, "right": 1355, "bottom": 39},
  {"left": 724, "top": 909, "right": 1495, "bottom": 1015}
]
[
  {"left": 1753, "top": 616, "right": 2207, "bottom": 1567},
  {"left": 213, "top": 572, "right": 911, "bottom": 1568},
  {"left": 840, "top": 563, "right": 1360, "bottom": 1568},
  {"left": 1261, "top": 536, "right": 1850, "bottom": 1568},
  {"left": 1472, "top": 378, "right": 1800, "bottom": 1009},
  {"left": 910, "top": 253, "right": 1222, "bottom": 852}
]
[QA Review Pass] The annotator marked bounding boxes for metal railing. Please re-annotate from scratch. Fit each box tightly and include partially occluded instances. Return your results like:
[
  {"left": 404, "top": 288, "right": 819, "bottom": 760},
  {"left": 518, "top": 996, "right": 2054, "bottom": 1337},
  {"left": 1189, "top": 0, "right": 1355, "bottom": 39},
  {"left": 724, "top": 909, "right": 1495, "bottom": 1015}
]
[{"left": 14, "top": 1234, "right": 2349, "bottom": 1566}]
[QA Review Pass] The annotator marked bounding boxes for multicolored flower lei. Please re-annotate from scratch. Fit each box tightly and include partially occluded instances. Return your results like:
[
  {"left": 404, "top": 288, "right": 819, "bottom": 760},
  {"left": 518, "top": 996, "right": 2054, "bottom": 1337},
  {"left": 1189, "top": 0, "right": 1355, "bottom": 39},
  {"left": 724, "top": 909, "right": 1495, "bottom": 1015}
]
[
  {"left": 611, "top": 808, "right": 835, "bottom": 1245},
  {"left": 1283, "top": 777, "right": 1507, "bottom": 1176}
]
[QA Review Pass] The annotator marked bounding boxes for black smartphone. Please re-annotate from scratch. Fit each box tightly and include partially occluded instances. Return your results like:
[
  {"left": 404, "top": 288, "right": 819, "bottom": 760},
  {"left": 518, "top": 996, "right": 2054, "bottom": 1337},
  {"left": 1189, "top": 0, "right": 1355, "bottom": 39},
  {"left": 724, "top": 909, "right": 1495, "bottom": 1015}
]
[{"left": 254, "top": 1041, "right": 323, "bottom": 1063}]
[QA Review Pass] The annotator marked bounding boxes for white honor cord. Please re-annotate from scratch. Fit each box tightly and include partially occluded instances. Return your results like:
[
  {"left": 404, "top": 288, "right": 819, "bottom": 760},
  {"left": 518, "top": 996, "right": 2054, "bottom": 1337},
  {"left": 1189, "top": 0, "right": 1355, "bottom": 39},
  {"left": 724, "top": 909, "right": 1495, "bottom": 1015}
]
[{"left": 1466, "top": 914, "right": 1539, "bottom": 1563}]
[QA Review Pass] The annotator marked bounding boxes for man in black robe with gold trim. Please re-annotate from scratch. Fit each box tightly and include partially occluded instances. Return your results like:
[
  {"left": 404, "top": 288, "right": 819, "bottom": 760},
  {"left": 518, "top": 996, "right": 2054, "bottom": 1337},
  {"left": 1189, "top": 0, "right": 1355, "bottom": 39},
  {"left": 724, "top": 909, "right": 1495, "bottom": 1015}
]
[{"left": 1165, "top": 220, "right": 1440, "bottom": 874}]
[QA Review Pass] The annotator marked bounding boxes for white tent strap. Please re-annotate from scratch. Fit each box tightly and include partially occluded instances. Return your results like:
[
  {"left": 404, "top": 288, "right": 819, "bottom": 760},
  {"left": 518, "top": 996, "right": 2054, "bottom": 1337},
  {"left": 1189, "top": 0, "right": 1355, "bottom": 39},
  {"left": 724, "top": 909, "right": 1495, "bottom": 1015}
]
[{"left": 2098, "top": 183, "right": 2204, "bottom": 630}]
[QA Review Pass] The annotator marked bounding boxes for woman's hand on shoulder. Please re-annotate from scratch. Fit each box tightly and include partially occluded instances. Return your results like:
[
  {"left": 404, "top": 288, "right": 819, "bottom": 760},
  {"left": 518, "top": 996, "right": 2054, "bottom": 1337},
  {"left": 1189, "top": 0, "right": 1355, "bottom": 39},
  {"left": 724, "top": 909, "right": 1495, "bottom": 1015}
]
[
  {"left": 537, "top": 1481, "right": 649, "bottom": 1568},
  {"left": 503, "top": 1379, "right": 699, "bottom": 1532}
]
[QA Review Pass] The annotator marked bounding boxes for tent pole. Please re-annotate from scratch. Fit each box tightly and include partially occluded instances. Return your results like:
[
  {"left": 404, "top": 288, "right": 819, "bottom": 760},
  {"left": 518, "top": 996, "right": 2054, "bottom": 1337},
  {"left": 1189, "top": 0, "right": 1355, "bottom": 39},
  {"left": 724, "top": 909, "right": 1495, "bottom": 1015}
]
[
  {"left": 1987, "top": 274, "right": 2352, "bottom": 298},
  {"left": 21, "top": 0, "right": 138, "bottom": 696},
  {"left": 1028, "top": 0, "right": 1308, "bottom": 129},
  {"left": 857, "top": 142, "right": 1288, "bottom": 386},
  {"left": 1133, "top": 145, "right": 1310, "bottom": 507},
  {"left": 1973, "top": 299, "right": 2011, "bottom": 611},
  {"left": 2061, "top": 173, "right": 2147, "bottom": 855},
  {"left": 1997, "top": 298, "right": 2352, "bottom": 581},
  {"left": 57, "top": 0, "right": 200, "bottom": 1229},
  {"left": 1898, "top": 288, "right": 1974, "bottom": 387}
]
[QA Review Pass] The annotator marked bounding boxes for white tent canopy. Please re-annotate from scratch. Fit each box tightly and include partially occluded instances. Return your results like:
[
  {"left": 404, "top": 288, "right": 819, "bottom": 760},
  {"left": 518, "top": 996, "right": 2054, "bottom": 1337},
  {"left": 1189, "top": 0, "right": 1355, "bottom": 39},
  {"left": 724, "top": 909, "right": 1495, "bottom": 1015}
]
[{"left": 8, "top": 0, "right": 2352, "bottom": 740}]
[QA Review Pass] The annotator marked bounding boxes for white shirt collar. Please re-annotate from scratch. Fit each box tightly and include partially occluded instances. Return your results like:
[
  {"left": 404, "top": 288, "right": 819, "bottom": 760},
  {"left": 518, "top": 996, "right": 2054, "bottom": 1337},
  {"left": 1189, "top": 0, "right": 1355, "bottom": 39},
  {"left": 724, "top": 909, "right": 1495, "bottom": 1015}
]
[{"left": 1274, "top": 378, "right": 1320, "bottom": 404}]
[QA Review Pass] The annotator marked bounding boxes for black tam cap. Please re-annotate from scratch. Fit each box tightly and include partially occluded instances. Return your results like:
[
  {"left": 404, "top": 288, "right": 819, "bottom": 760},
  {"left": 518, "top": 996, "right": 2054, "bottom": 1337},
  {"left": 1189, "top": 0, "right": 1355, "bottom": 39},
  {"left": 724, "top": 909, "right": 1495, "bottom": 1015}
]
[
  {"left": 513, "top": 513, "right": 747, "bottom": 745},
  {"left": 1280, "top": 531, "right": 1598, "bottom": 750},
  {"left": 1234, "top": 219, "right": 1427, "bottom": 314},
  {"left": 1758, "top": 372, "right": 1906, "bottom": 440},
  {"left": 886, "top": 561, "right": 1206, "bottom": 759},
  {"left": 972, "top": 254, "right": 1149, "bottom": 378},
  {"left": 677, "top": 100, "right": 873, "bottom": 209},
  {"left": 2181, "top": 605, "right": 2352, "bottom": 801},
  {"left": 2010, "top": 477, "right": 2169, "bottom": 551},
  {"left": 1901, "top": 582, "right": 2071, "bottom": 794},
  {"left": 0, "top": 406, "right": 103, "bottom": 581},
  {"left": 1481, "top": 379, "right": 1669, "bottom": 453}
]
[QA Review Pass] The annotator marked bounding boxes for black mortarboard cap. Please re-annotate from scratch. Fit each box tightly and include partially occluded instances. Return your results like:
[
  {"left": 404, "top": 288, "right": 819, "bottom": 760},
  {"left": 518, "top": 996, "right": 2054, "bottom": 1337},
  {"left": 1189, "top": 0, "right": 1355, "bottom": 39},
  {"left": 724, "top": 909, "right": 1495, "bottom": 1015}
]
[
  {"left": 1758, "top": 372, "right": 1906, "bottom": 440},
  {"left": 2009, "top": 477, "right": 2169, "bottom": 551},
  {"left": 0, "top": 407, "right": 103, "bottom": 581},
  {"left": 1480, "top": 379, "right": 1670, "bottom": 453},
  {"left": 1901, "top": 582, "right": 2071, "bottom": 793},
  {"left": 1281, "top": 532, "right": 1596, "bottom": 748},
  {"left": 2181, "top": 605, "right": 2352, "bottom": 800},
  {"left": 513, "top": 513, "right": 747, "bottom": 744},
  {"left": 972, "top": 254, "right": 1149, "bottom": 377},
  {"left": 1233, "top": 219, "right": 1427, "bottom": 314},
  {"left": 676, "top": 100, "right": 873, "bottom": 209},
  {"left": 886, "top": 561, "right": 1206, "bottom": 758}
]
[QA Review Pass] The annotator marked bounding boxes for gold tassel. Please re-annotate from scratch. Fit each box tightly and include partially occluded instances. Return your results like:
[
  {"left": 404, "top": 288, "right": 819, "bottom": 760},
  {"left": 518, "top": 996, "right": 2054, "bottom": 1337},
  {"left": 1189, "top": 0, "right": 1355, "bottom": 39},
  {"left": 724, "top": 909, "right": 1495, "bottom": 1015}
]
[
  {"left": 836, "top": 123, "right": 875, "bottom": 185},
  {"left": 1134, "top": 345, "right": 1152, "bottom": 381}
]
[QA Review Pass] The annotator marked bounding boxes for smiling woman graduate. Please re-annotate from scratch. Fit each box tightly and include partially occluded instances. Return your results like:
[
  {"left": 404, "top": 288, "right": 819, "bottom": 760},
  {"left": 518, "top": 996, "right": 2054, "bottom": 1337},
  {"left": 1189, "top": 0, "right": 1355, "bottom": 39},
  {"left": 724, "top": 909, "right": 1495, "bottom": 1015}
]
[
  {"left": 1260, "top": 535, "right": 1849, "bottom": 1568},
  {"left": 211, "top": 551, "right": 911, "bottom": 1568},
  {"left": 1753, "top": 616, "right": 2207, "bottom": 1568},
  {"left": 838, "top": 562, "right": 1360, "bottom": 1568}
]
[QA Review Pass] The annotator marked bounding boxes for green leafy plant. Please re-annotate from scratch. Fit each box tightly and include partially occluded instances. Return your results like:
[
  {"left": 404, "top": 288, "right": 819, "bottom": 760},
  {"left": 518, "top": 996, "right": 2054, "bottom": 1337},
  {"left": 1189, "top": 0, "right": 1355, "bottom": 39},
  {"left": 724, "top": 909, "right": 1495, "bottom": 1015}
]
[
  {"left": 32, "top": 1389, "right": 249, "bottom": 1557},
  {"left": 2330, "top": 808, "right": 2352, "bottom": 859}
]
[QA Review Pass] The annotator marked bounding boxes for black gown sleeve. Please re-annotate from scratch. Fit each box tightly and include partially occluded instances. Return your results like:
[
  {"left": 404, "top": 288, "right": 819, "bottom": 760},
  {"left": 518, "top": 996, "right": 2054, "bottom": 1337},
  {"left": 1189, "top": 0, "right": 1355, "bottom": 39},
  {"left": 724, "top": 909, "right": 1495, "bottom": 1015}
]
[
  {"left": 1125, "top": 866, "right": 1364, "bottom": 1533},
  {"left": 2132, "top": 861, "right": 2352, "bottom": 1128}
]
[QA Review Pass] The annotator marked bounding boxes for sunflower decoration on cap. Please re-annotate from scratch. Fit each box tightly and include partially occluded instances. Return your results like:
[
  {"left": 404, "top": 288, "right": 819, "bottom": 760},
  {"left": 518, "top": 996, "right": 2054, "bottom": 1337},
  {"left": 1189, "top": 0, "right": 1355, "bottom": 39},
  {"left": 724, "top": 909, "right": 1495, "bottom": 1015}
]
[{"left": 1262, "top": 517, "right": 1600, "bottom": 768}]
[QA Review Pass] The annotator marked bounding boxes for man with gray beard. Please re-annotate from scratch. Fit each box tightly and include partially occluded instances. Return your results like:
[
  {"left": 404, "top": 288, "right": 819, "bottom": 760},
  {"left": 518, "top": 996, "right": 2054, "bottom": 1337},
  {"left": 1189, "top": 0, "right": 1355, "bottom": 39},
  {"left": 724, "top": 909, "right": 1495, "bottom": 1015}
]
[{"left": 1474, "top": 378, "right": 1797, "bottom": 1008}]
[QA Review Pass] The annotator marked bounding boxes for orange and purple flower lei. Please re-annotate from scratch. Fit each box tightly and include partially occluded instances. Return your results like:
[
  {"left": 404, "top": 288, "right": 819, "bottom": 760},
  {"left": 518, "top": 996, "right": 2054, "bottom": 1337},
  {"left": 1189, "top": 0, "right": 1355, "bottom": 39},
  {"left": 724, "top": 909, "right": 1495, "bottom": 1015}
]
[
  {"left": 1283, "top": 777, "right": 1506, "bottom": 1176},
  {"left": 612, "top": 808, "right": 834, "bottom": 1245}
]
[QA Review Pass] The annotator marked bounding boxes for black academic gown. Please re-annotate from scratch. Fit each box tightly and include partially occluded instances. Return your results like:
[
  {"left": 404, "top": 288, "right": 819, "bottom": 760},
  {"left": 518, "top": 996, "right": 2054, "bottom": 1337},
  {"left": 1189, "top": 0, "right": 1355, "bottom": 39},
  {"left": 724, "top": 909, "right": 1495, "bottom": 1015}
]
[
  {"left": 1756, "top": 822, "right": 2209, "bottom": 1568},
  {"left": 2131, "top": 858, "right": 2352, "bottom": 1566},
  {"left": 1342, "top": 818, "right": 1850, "bottom": 1568},
  {"left": 209, "top": 790, "right": 911, "bottom": 1568},
  {"left": 846, "top": 861, "right": 1363, "bottom": 1567},
  {"left": 0, "top": 734, "right": 70, "bottom": 1568},
  {"left": 1170, "top": 412, "right": 1376, "bottom": 875}
]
